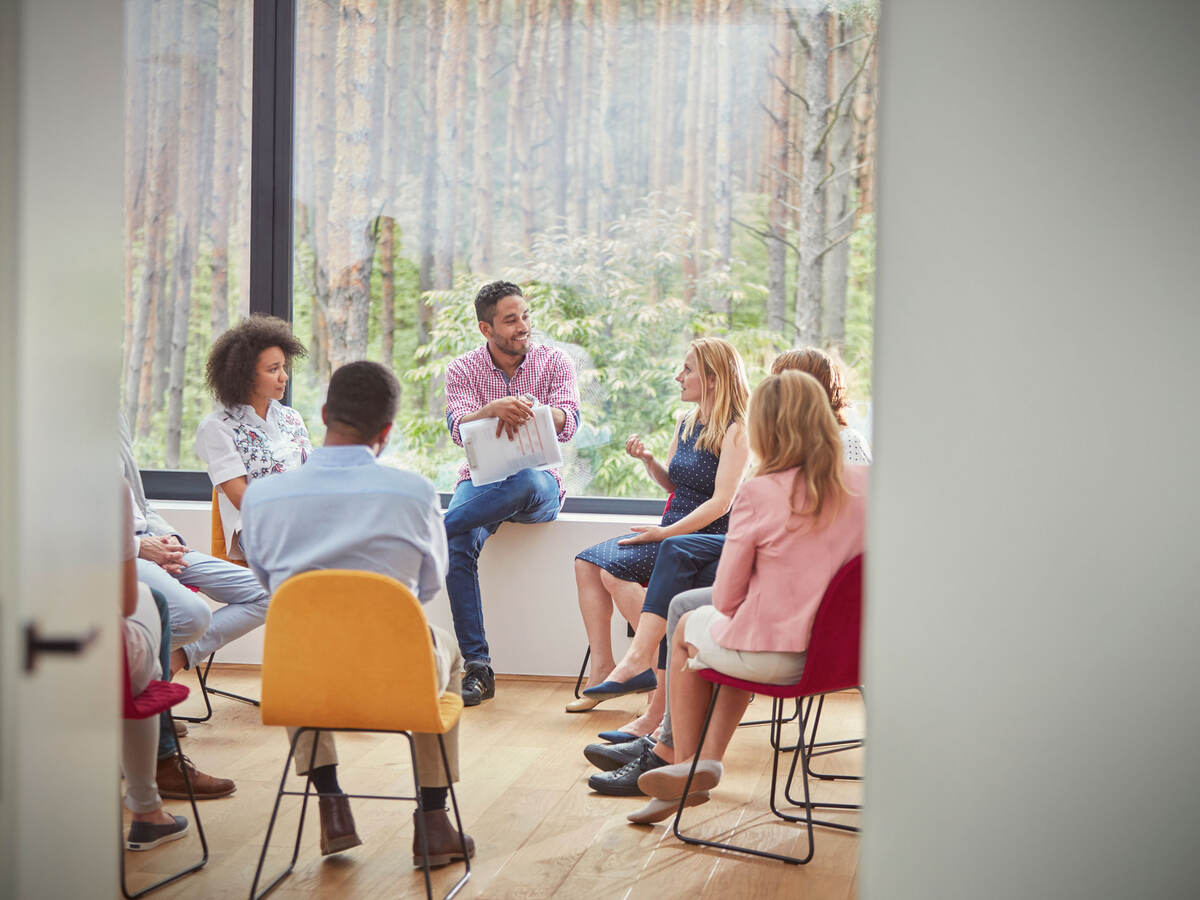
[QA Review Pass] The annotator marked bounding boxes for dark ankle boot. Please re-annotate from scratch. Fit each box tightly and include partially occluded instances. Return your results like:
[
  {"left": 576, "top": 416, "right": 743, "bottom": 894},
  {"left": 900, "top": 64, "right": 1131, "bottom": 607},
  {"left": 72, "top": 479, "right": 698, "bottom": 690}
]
[{"left": 412, "top": 807, "right": 475, "bottom": 868}]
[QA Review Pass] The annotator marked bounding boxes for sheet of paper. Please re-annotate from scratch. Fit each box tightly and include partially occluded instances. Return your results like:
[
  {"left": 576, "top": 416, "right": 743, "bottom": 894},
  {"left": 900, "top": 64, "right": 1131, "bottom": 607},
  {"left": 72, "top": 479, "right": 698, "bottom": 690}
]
[{"left": 460, "top": 404, "right": 564, "bottom": 486}]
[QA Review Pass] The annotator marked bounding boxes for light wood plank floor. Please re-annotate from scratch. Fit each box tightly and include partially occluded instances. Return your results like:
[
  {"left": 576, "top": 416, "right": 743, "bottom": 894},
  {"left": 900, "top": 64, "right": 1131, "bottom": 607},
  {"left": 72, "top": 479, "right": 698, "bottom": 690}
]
[{"left": 124, "top": 668, "right": 863, "bottom": 899}]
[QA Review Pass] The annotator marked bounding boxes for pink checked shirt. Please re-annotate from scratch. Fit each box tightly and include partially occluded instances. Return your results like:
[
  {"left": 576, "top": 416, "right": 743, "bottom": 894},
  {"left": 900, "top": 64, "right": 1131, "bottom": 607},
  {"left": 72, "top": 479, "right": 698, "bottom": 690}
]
[{"left": 445, "top": 342, "right": 580, "bottom": 499}]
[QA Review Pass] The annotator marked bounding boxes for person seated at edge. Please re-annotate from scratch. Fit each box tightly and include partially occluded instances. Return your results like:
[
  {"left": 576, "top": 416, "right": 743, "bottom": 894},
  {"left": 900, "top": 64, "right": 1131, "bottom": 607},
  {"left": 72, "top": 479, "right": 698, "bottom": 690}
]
[
  {"left": 572, "top": 338, "right": 750, "bottom": 723},
  {"left": 627, "top": 370, "right": 868, "bottom": 824},
  {"left": 585, "top": 348, "right": 871, "bottom": 796},
  {"left": 195, "top": 315, "right": 311, "bottom": 560},
  {"left": 442, "top": 280, "right": 580, "bottom": 706},
  {"left": 240, "top": 361, "right": 475, "bottom": 864},
  {"left": 120, "top": 414, "right": 252, "bottom": 799},
  {"left": 120, "top": 487, "right": 192, "bottom": 850}
]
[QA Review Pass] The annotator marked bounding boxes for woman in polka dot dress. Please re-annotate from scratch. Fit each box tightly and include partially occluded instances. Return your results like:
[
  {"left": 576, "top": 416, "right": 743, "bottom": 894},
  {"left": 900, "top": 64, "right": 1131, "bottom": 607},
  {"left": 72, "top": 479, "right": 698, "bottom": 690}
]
[{"left": 570, "top": 338, "right": 751, "bottom": 717}]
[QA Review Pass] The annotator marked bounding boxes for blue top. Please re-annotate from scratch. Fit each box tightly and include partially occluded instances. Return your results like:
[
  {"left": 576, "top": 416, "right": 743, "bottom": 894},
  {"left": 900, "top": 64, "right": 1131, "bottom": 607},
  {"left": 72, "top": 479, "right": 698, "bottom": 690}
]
[
  {"left": 663, "top": 420, "right": 729, "bottom": 534},
  {"left": 241, "top": 445, "right": 447, "bottom": 602}
]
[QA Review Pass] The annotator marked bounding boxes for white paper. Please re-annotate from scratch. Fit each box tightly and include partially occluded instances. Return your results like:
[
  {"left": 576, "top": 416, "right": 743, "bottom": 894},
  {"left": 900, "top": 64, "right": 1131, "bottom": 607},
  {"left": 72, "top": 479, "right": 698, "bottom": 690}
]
[{"left": 460, "top": 404, "right": 564, "bottom": 486}]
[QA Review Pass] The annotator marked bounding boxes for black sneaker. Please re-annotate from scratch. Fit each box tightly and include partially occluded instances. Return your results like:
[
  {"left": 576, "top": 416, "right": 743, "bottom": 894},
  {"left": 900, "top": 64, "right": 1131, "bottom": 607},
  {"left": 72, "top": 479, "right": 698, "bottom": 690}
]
[
  {"left": 126, "top": 815, "right": 189, "bottom": 851},
  {"left": 587, "top": 744, "right": 667, "bottom": 796},
  {"left": 461, "top": 661, "right": 495, "bottom": 707},
  {"left": 584, "top": 735, "right": 656, "bottom": 772}
]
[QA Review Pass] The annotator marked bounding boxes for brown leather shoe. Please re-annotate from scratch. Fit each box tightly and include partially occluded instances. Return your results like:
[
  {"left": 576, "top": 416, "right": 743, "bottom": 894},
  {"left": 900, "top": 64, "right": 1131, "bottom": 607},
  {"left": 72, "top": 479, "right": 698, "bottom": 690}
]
[
  {"left": 318, "top": 794, "right": 362, "bottom": 856},
  {"left": 412, "top": 808, "right": 475, "bottom": 868},
  {"left": 156, "top": 754, "right": 236, "bottom": 800}
]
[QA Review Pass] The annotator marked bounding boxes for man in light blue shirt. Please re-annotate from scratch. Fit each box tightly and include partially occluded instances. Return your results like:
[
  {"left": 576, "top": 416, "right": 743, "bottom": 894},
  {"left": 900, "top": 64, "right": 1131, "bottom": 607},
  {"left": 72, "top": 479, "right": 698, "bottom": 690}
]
[{"left": 241, "top": 361, "right": 474, "bottom": 866}]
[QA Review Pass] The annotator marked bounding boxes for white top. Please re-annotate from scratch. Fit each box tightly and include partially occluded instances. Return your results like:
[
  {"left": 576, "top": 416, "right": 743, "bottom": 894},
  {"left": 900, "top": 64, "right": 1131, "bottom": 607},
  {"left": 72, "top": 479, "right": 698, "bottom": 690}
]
[
  {"left": 194, "top": 400, "right": 312, "bottom": 553},
  {"left": 840, "top": 426, "right": 872, "bottom": 465}
]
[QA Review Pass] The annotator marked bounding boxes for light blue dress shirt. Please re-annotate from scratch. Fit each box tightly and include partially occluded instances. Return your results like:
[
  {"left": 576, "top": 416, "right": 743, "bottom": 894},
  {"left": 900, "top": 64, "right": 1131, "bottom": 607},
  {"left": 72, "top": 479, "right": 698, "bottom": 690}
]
[{"left": 240, "top": 445, "right": 447, "bottom": 603}]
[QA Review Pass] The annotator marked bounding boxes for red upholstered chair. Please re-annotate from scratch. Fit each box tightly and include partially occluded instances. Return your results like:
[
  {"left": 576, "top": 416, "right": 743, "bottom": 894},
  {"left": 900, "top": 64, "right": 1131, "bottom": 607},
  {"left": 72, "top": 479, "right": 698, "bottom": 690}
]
[
  {"left": 670, "top": 554, "right": 864, "bottom": 866},
  {"left": 120, "top": 645, "right": 208, "bottom": 897}
]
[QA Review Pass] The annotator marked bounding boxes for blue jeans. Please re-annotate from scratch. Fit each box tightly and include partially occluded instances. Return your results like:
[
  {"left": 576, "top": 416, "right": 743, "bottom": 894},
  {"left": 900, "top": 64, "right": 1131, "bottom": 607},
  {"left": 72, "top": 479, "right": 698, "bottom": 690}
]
[
  {"left": 444, "top": 468, "right": 561, "bottom": 664},
  {"left": 641, "top": 533, "right": 726, "bottom": 668}
]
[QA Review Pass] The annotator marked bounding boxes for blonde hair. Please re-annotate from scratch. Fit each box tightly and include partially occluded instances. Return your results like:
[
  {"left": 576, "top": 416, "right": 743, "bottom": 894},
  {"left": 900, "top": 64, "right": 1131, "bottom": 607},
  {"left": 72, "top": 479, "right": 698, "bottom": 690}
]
[
  {"left": 749, "top": 371, "right": 847, "bottom": 527},
  {"left": 771, "top": 347, "right": 849, "bottom": 426},
  {"left": 681, "top": 337, "right": 750, "bottom": 455}
]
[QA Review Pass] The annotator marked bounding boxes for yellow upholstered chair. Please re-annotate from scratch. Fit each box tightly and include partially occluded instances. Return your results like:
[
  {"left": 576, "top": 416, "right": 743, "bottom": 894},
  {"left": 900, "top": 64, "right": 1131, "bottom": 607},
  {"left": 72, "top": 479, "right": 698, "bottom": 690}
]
[
  {"left": 249, "top": 570, "right": 468, "bottom": 900},
  {"left": 176, "top": 488, "right": 258, "bottom": 722}
]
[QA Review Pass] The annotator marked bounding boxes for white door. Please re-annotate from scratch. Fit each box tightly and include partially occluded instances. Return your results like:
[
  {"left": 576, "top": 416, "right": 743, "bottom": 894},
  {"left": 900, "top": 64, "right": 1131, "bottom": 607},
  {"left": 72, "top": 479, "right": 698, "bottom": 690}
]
[{"left": 0, "top": 0, "right": 124, "bottom": 894}]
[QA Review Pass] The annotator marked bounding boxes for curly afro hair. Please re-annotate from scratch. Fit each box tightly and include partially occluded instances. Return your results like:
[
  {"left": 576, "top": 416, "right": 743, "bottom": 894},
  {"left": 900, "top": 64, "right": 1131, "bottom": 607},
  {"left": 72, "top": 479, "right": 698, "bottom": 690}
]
[
  {"left": 205, "top": 315, "right": 307, "bottom": 409},
  {"left": 474, "top": 280, "right": 524, "bottom": 323}
]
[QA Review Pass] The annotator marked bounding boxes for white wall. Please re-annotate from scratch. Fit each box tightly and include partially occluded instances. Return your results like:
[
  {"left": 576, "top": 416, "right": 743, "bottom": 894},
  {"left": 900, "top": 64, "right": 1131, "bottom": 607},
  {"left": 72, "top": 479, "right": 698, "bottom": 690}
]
[
  {"left": 862, "top": 1, "right": 1200, "bottom": 898},
  {"left": 0, "top": 0, "right": 123, "bottom": 894},
  {"left": 158, "top": 502, "right": 655, "bottom": 676}
]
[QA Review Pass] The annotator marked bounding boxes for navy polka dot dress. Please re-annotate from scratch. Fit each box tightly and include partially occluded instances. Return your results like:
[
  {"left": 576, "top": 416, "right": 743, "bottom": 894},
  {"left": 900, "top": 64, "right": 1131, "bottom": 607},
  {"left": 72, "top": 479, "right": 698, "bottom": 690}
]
[{"left": 576, "top": 421, "right": 730, "bottom": 582}]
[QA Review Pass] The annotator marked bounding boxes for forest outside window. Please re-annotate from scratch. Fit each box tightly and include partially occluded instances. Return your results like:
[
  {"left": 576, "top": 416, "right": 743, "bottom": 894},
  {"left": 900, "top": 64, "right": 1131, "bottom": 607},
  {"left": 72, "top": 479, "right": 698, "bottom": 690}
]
[{"left": 125, "top": 0, "right": 878, "bottom": 504}]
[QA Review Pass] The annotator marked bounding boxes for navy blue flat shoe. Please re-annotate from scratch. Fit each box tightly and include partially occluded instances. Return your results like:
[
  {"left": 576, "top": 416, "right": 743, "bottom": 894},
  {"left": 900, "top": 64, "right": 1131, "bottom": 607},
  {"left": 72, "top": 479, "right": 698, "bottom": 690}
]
[
  {"left": 580, "top": 669, "right": 657, "bottom": 699},
  {"left": 597, "top": 729, "right": 644, "bottom": 744}
]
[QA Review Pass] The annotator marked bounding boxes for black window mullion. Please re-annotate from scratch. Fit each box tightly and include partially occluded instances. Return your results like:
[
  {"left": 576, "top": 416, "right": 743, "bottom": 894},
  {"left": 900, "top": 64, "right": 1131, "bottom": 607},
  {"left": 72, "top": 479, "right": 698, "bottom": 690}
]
[{"left": 249, "top": 0, "right": 294, "bottom": 325}]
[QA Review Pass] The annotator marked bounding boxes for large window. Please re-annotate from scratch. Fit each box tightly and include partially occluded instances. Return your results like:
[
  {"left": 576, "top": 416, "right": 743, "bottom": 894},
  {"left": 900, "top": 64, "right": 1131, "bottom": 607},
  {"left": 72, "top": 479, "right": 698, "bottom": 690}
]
[
  {"left": 121, "top": 0, "right": 253, "bottom": 469},
  {"left": 126, "top": 0, "right": 877, "bottom": 503}
]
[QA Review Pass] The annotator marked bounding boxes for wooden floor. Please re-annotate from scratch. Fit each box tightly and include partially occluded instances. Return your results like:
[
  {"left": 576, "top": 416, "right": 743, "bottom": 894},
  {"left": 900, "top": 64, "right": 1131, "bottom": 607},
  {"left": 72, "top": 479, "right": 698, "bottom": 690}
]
[{"left": 123, "top": 669, "right": 863, "bottom": 899}]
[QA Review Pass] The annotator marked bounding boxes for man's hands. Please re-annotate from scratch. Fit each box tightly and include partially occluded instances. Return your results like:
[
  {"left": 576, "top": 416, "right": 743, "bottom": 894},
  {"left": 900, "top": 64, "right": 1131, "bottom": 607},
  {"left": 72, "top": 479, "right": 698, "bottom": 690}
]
[
  {"left": 485, "top": 395, "right": 535, "bottom": 439},
  {"left": 138, "top": 535, "right": 188, "bottom": 575}
]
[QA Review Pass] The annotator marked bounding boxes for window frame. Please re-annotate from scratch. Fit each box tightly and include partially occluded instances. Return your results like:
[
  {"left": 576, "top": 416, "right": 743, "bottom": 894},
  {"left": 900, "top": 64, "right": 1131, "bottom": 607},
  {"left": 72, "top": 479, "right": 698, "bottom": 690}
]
[{"left": 141, "top": 0, "right": 667, "bottom": 519}]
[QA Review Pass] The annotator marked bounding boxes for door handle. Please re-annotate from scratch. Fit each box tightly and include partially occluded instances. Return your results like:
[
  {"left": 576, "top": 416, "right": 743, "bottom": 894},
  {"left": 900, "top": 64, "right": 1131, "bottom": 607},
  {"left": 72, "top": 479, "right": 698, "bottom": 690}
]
[{"left": 24, "top": 621, "right": 100, "bottom": 673}]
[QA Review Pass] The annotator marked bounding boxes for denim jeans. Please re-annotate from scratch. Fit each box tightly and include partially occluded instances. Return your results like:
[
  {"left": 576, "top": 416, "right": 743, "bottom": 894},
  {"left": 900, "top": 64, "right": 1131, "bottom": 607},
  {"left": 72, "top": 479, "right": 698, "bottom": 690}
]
[
  {"left": 641, "top": 533, "right": 725, "bottom": 668},
  {"left": 444, "top": 468, "right": 560, "bottom": 664}
]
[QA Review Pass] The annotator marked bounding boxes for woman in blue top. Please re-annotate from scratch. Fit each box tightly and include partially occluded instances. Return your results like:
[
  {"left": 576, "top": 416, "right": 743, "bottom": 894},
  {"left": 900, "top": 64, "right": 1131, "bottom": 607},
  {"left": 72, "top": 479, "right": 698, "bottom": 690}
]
[{"left": 571, "top": 338, "right": 750, "bottom": 721}]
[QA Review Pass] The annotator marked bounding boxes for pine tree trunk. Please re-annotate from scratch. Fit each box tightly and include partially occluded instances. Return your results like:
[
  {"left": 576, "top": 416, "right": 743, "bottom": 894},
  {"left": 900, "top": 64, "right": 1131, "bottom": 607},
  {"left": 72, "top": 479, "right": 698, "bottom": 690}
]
[
  {"left": 599, "top": 0, "right": 621, "bottom": 229},
  {"left": 574, "top": 0, "right": 596, "bottom": 235},
  {"left": 326, "top": 0, "right": 379, "bottom": 370},
  {"left": 435, "top": 0, "right": 467, "bottom": 289},
  {"left": 713, "top": 0, "right": 735, "bottom": 311},
  {"left": 472, "top": 0, "right": 499, "bottom": 270},
  {"left": 794, "top": 6, "right": 829, "bottom": 348},
  {"left": 696, "top": 0, "right": 717, "bottom": 280},
  {"left": 308, "top": 1, "right": 337, "bottom": 382},
  {"left": 552, "top": 0, "right": 573, "bottom": 225},
  {"left": 419, "top": 0, "right": 442, "bottom": 301},
  {"left": 649, "top": 0, "right": 671, "bottom": 200},
  {"left": 766, "top": 9, "right": 790, "bottom": 336},
  {"left": 821, "top": 13, "right": 857, "bottom": 351},
  {"left": 380, "top": 215, "right": 396, "bottom": 371},
  {"left": 209, "top": 0, "right": 243, "bottom": 343},
  {"left": 123, "top": 2, "right": 150, "bottom": 393},
  {"left": 680, "top": 0, "right": 704, "bottom": 299}
]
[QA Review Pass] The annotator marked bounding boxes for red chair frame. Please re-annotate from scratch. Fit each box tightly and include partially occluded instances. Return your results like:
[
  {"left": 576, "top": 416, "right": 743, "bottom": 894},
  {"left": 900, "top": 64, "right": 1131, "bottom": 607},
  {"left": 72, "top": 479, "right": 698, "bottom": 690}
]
[{"left": 670, "top": 554, "right": 864, "bottom": 865}]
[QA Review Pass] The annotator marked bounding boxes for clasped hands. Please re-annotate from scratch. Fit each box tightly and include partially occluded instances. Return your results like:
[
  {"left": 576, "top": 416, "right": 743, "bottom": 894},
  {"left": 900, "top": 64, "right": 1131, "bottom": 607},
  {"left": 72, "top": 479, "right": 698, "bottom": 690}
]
[
  {"left": 139, "top": 534, "right": 188, "bottom": 575},
  {"left": 485, "top": 395, "right": 535, "bottom": 439}
]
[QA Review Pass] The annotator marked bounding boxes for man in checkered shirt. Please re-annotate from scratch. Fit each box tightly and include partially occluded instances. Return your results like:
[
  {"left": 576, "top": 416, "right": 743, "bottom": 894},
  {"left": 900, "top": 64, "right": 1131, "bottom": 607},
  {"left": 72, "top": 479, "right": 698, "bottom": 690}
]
[{"left": 443, "top": 281, "right": 580, "bottom": 706}]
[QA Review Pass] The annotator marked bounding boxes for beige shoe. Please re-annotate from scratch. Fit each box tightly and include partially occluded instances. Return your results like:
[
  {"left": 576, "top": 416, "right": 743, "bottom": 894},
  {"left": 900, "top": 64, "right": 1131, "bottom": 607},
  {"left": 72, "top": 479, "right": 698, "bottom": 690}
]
[{"left": 564, "top": 695, "right": 601, "bottom": 712}]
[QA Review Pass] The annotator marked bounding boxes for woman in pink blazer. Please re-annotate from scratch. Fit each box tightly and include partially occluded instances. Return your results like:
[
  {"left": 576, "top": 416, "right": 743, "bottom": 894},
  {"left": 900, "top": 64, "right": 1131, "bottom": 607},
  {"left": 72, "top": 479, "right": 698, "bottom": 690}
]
[{"left": 630, "top": 370, "right": 868, "bottom": 821}]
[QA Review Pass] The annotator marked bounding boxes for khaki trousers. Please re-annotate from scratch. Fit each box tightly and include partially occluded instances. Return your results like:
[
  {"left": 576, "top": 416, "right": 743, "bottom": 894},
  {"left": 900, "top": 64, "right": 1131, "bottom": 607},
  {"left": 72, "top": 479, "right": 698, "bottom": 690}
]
[{"left": 287, "top": 623, "right": 463, "bottom": 787}]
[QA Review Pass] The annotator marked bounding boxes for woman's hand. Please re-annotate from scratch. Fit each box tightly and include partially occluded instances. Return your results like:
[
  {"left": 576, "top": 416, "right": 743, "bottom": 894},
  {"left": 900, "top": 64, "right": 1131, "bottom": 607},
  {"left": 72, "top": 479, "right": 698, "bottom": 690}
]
[
  {"left": 618, "top": 525, "right": 668, "bottom": 546},
  {"left": 625, "top": 434, "right": 653, "bottom": 462}
]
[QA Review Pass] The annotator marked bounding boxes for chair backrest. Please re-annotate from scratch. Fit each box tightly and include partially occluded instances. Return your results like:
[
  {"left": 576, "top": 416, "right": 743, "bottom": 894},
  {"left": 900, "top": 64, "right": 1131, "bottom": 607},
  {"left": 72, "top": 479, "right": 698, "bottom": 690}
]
[
  {"left": 261, "top": 569, "right": 454, "bottom": 734},
  {"left": 792, "top": 554, "right": 864, "bottom": 697},
  {"left": 209, "top": 488, "right": 247, "bottom": 567}
]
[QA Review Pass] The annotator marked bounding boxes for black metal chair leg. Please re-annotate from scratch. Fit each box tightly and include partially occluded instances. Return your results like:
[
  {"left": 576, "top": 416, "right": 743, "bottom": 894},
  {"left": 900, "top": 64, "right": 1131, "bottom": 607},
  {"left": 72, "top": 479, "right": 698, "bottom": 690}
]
[
  {"left": 178, "top": 653, "right": 260, "bottom": 723},
  {"left": 120, "top": 730, "right": 208, "bottom": 897},
  {"left": 574, "top": 646, "right": 590, "bottom": 699},
  {"left": 436, "top": 733, "right": 472, "bottom": 900},
  {"left": 249, "top": 728, "right": 316, "bottom": 900}
]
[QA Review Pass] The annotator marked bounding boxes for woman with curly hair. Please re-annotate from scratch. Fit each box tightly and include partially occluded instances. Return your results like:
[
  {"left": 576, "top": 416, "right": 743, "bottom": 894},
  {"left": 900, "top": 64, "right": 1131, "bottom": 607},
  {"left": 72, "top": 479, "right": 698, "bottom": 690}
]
[{"left": 195, "top": 315, "right": 310, "bottom": 556}]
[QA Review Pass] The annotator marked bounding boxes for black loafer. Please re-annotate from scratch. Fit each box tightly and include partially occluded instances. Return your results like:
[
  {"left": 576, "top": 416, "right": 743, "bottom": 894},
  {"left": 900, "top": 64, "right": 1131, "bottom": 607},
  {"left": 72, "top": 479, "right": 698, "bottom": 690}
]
[
  {"left": 585, "top": 735, "right": 655, "bottom": 772},
  {"left": 462, "top": 661, "right": 495, "bottom": 707},
  {"left": 587, "top": 744, "right": 667, "bottom": 796}
]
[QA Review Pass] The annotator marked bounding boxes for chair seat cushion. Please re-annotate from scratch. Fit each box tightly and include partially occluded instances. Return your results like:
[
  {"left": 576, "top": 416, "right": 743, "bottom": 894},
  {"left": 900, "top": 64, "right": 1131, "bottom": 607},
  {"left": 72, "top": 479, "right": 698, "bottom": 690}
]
[{"left": 125, "top": 680, "right": 190, "bottom": 720}]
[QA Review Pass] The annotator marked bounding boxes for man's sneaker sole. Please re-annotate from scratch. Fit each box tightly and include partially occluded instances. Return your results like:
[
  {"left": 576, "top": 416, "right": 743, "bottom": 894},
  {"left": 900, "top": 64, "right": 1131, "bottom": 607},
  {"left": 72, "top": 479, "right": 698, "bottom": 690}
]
[{"left": 126, "top": 815, "right": 189, "bottom": 851}]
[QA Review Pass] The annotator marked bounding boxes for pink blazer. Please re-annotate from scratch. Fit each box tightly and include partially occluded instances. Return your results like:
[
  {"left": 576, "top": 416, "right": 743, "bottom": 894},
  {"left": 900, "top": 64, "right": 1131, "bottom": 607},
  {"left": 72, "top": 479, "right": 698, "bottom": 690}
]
[{"left": 709, "top": 465, "right": 868, "bottom": 653}]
